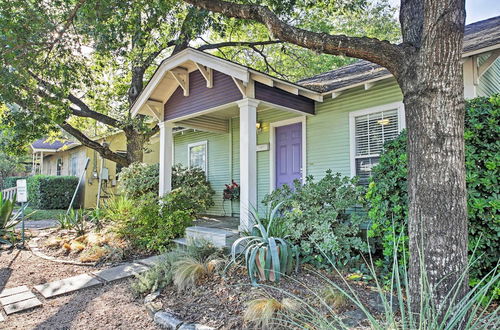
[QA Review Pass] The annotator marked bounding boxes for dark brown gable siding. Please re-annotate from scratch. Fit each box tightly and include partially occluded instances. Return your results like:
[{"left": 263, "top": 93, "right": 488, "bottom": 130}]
[
  {"left": 164, "top": 70, "right": 242, "bottom": 121},
  {"left": 255, "top": 82, "right": 315, "bottom": 114}
]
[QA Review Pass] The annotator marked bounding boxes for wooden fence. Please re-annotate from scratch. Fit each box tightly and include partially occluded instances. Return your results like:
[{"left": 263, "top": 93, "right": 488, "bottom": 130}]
[{"left": 1, "top": 186, "right": 17, "bottom": 201}]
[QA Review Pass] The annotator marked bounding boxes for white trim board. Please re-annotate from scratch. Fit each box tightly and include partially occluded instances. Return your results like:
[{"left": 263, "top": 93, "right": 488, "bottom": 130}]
[
  {"left": 269, "top": 116, "right": 307, "bottom": 193},
  {"left": 348, "top": 101, "right": 405, "bottom": 178}
]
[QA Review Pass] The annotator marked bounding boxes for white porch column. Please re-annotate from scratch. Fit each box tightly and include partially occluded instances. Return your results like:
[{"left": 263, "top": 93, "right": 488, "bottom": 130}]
[
  {"left": 40, "top": 151, "right": 44, "bottom": 174},
  {"left": 159, "top": 121, "right": 174, "bottom": 197},
  {"left": 237, "top": 98, "right": 259, "bottom": 231},
  {"left": 463, "top": 56, "right": 477, "bottom": 99}
]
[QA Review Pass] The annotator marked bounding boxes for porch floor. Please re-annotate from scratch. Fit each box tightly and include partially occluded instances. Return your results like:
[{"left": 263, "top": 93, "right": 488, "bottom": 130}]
[{"left": 191, "top": 216, "right": 239, "bottom": 233}]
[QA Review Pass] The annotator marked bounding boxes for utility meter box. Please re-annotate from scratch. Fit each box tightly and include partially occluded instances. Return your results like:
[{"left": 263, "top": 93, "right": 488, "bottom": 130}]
[{"left": 101, "top": 167, "right": 109, "bottom": 181}]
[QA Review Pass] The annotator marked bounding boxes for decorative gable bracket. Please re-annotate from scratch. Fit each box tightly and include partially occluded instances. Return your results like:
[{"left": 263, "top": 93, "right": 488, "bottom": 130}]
[{"left": 169, "top": 68, "right": 190, "bottom": 96}]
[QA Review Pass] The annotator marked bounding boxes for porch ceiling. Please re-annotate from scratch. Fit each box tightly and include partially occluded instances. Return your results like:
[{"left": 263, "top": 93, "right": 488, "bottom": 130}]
[{"left": 171, "top": 102, "right": 301, "bottom": 134}]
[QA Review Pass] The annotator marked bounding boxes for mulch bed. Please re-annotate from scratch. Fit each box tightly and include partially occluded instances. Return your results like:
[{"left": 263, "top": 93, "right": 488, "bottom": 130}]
[
  {"left": 157, "top": 264, "right": 383, "bottom": 329},
  {"left": 1, "top": 237, "right": 158, "bottom": 329},
  {"left": 34, "top": 227, "right": 154, "bottom": 265}
]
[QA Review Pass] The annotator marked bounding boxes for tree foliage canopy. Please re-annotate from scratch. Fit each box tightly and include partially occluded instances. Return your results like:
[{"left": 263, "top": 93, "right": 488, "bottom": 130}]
[{"left": 0, "top": 0, "right": 400, "bottom": 161}]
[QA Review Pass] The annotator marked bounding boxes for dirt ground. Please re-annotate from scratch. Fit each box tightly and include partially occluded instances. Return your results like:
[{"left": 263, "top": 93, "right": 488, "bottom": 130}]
[
  {"left": 158, "top": 265, "right": 379, "bottom": 329},
  {"left": 0, "top": 249, "right": 158, "bottom": 329}
]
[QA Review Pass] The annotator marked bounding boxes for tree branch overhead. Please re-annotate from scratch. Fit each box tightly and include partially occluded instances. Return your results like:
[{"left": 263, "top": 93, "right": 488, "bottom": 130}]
[{"left": 184, "top": 0, "right": 404, "bottom": 74}]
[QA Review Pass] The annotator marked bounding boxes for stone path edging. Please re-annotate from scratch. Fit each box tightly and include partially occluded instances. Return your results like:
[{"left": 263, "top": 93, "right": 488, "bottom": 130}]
[
  {"left": 27, "top": 236, "right": 98, "bottom": 266},
  {"left": 143, "top": 292, "right": 214, "bottom": 330}
]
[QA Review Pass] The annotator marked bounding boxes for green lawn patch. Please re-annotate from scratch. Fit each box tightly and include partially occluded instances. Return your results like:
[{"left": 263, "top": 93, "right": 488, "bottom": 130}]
[{"left": 21, "top": 207, "right": 67, "bottom": 221}]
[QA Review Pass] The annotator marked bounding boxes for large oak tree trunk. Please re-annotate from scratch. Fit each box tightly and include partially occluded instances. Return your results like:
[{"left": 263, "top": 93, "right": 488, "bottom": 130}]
[{"left": 398, "top": 0, "right": 468, "bottom": 316}]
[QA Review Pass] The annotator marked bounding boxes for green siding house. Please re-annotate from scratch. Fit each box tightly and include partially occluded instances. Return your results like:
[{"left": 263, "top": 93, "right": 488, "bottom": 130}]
[{"left": 131, "top": 17, "right": 500, "bottom": 242}]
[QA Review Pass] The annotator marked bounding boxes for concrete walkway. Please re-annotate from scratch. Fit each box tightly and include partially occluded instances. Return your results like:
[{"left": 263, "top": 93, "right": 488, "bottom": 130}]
[
  {"left": 0, "top": 255, "right": 160, "bottom": 321},
  {"left": 15, "top": 219, "right": 59, "bottom": 229}
]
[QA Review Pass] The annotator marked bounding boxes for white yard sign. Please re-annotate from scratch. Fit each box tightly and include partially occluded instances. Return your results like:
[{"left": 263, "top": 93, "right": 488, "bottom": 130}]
[{"left": 16, "top": 179, "right": 28, "bottom": 203}]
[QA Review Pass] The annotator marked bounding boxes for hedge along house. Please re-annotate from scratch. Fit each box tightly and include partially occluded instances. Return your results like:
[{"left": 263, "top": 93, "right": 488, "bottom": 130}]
[
  {"left": 130, "top": 16, "right": 500, "bottom": 240},
  {"left": 30, "top": 132, "right": 161, "bottom": 208}
]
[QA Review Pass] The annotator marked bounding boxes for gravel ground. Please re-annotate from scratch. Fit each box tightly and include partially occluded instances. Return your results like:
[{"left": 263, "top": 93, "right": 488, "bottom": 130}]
[{"left": 0, "top": 249, "right": 158, "bottom": 329}]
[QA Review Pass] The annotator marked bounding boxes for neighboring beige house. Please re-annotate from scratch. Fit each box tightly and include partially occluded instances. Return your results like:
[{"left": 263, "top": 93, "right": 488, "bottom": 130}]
[{"left": 30, "top": 132, "right": 160, "bottom": 208}]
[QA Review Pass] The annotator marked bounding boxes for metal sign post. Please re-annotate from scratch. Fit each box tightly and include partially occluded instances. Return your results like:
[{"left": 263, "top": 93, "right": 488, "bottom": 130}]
[
  {"left": 67, "top": 158, "right": 90, "bottom": 214},
  {"left": 16, "top": 179, "right": 28, "bottom": 246}
]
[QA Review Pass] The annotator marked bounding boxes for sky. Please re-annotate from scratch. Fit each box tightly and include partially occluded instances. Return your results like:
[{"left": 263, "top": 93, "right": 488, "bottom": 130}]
[
  {"left": 388, "top": 0, "right": 500, "bottom": 24},
  {"left": 465, "top": 0, "right": 500, "bottom": 23}
]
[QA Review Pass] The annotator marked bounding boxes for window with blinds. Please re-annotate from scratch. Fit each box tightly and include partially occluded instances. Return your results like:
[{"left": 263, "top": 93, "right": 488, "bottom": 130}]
[{"left": 354, "top": 108, "right": 399, "bottom": 184}]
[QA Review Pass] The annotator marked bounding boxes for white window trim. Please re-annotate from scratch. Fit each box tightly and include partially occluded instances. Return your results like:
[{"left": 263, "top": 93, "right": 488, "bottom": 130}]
[
  {"left": 349, "top": 101, "right": 405, "bottom": 178},
  {"left": 187, "top": 140, "right": 208, "bottom": 175},
  {"left": 269, "top": 116, "right": 307, "bottom": 192}
]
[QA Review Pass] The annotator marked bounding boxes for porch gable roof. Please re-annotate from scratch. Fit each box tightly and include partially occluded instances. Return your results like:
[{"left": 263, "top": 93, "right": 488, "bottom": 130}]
[{"left": 130, "top": 48, "right": 322, "bottom": 121}]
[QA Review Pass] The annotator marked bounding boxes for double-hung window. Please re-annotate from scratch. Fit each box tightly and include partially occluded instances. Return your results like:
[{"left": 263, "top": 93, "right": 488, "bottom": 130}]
[
  {"left": 350, "top": 102, "right": 405, "bottom": 184},
  {"left": 188, "top": 141, "right": 208, "bottom": 174},
  {"left": 69, "top": 153, "right": 79, "bottom": 176}
]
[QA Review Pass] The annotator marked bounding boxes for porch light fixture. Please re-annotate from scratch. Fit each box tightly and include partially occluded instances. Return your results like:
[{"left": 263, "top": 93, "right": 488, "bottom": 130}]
[
  {"left": 377, "top": 118, "right": 390, "bottom": 126},
  {"left": 256, "top": 121, "right": 263, "bottom": 132}
]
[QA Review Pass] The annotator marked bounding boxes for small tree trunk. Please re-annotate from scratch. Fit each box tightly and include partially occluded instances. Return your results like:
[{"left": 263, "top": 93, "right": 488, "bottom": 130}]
[{"left": 398, "top": 0, "right": 468, "bottom": 319}]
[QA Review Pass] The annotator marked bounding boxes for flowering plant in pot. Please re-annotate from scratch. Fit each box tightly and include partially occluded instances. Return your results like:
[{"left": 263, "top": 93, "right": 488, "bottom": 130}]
[
  {"left": 223, "top": 180, "right": 240, "bottom": 201},
  {"left": 230, "top": 202, "right": 298, "bottom": 285}
]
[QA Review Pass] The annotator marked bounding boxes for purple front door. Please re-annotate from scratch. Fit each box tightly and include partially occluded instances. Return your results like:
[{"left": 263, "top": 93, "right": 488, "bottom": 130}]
[{"left": 275, "top": 123, "right": 302, "bottom": 188}]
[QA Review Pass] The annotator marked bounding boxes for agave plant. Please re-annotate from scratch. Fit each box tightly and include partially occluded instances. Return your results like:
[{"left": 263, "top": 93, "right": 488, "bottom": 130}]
[
  {"left": 0, "top": 193, "right": 27, "bottom": 246},
  {"left": 231, "top": 202, "right": 298, "bottom": 285}
]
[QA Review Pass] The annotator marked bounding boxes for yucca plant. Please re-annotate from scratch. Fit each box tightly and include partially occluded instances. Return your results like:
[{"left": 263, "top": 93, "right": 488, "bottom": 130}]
[
  {"left": 231, "top": 202, "right": 298, "bottom": 285},
  {"left": 0, "top": 193, "right": 27, "bottom": 246}
]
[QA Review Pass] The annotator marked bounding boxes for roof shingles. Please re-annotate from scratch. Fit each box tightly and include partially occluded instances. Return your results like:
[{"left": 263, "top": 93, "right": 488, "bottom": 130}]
[
  {"left": 31, "top": 138, "right": 75, "bottom": 150},
  {"left": 298, "top": 16, "right": 500, "bottom": 93}
]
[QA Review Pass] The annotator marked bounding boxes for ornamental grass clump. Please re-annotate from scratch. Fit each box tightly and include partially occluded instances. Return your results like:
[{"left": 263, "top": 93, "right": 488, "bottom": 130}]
[
  {"left": 231, "top": 203, "right": 298, "bottom": 285},
  {"left": 244, "top": 296, "right": 300, "bottom": 328},
  {"left": 269, "top": 236, "right": 500, "bottom": 330},
  {"left": 132, "top": 241, "right": 226, "bottom": 295}
]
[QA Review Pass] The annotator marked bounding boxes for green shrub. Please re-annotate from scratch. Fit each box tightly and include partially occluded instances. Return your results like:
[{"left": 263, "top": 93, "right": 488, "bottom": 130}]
[
  {"left": 366, "top": 95, "right": 500, "bottom": 291},
  {"left": 2, "top": 176, "right": 26, "bottom": 189},
  {"left": 263, "top": 170, "right": 367, "bottom": 269},
  {"left": 27, "top": 175, "right": 79, "bottom": 209},
  {"left": 117, "top": 195, "right": 193, "bottom": 252},
  {"left": 171, "top": 164, "right": 215, "bottom": 213},
  {"left": 118, "top": 163, "right": 159, "bottom": 198},
  {"left": 119, "top": 162, "right": 215, "bottom": 215}
]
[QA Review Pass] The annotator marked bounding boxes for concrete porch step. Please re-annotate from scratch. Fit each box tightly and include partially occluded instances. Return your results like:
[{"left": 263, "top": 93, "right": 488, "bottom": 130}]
[{"left": 183, "top": 226, "right": 239, "bottom": 248}]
